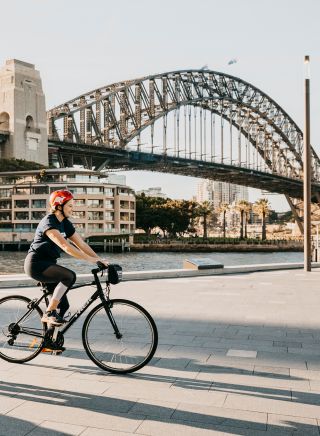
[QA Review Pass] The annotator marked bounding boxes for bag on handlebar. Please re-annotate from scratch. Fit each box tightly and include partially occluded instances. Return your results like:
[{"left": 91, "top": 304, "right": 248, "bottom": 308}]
[{"left": 107, "top": 264, "right": 122, "bottom": 285}]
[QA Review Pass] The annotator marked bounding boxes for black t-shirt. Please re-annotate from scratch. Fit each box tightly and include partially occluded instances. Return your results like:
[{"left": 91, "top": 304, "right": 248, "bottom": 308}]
[{"left": 28, "top": 213, "right": 76, "bottom": 260}]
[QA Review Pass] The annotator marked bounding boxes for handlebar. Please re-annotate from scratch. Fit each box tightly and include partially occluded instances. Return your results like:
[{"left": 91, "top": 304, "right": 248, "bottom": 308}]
[{"left": 91, "top": 261, "right": 108, "bottom": 275}]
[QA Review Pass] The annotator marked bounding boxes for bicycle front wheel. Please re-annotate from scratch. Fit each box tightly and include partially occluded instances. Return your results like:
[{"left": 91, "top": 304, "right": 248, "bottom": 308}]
[
  {"left": 0, "top": 295, "right": 45, "bottom": 363},
  {"left": 82, "top": 299, "right": 158, "bottom": 374}
]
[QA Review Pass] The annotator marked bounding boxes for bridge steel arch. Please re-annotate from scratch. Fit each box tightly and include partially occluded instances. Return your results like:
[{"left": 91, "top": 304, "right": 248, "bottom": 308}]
[{"left": 47, "top": 70, "right": 320, "bottom": 231}]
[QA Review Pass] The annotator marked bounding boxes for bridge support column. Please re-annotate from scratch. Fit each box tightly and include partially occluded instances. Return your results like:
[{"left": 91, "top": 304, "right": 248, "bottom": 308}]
[
  {"left": 0, "top": 59, "right": 48, "bottom": 165},
  {"left": 285, "top": 195, "right": 303, "bottom": 235}
]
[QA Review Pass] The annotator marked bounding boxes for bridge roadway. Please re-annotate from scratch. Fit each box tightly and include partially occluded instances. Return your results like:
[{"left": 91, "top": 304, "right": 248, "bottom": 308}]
[
  {"left": 49, "top": 140, "right": 320, "bottom": 201},
  {"left": 2, "top": 267, "right": 320, "bottom": 435}
]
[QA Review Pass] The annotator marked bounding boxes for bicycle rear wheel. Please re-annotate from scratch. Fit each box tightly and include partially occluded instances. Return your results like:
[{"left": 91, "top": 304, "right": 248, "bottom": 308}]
[
  {"left": 82, "top": 299, "right": 158, "bottom": 374},
  {"left": 0, "top": 295, "right": 45, "bottom": 363}
]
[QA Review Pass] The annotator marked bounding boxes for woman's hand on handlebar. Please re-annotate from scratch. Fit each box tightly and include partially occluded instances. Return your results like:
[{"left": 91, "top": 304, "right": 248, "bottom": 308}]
[{"left": 96, "top": 259, "right": 109, "bottom": 270}]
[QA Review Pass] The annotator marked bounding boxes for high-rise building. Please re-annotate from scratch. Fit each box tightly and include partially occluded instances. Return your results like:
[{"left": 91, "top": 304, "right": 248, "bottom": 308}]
[
  {"left": 196, "top": 179, "right": 248, "bottom": 208},
  {"left": 136, "top": 187, "right": 167, "bottom": 198}
]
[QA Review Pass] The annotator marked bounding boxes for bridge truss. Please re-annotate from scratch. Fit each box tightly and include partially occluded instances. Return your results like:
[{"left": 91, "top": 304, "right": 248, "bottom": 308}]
[{"left": 47, "top": 69, "right": 320, "bottom": 232}]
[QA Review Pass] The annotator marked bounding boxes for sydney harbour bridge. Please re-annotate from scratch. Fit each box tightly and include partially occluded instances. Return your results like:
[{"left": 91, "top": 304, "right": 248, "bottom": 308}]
[{"left": 47, "top": 69, "right": 320, "bottom": 232}]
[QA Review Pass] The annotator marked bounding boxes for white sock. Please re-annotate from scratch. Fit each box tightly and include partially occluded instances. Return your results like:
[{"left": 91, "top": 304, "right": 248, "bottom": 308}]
[{"left": 52, "top": 282, "right": 68, "bottom": 302}]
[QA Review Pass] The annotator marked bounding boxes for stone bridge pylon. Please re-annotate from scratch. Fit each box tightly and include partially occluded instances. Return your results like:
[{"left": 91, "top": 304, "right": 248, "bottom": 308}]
[{"left": 0, "top": 59, "right": 48, "bottom": 165}]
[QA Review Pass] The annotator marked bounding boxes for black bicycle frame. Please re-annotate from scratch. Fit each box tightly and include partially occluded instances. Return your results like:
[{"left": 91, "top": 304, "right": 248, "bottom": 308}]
[{"left": 17, "top": 267, "right": 120, "bottom": 339}]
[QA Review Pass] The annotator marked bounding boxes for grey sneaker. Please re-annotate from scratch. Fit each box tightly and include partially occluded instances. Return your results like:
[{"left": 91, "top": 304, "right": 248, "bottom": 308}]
[{"left": 41, "top": 310, "right": 65, "bottom": 326}]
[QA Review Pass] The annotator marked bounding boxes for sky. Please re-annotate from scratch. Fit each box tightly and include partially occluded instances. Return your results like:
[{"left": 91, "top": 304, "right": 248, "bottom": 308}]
[{"left": 1, "top": 0, "right": 320, "bottom": 211}]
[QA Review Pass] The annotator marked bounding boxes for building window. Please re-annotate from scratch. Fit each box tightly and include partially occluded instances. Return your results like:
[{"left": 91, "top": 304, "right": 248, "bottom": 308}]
[
  {"left": 32, "top": 199, "right": 46, "bottom": 208},
  {"left": 0, "top": 189, "right": 12, "bottom": 198},
  {"left": 120, "top": 212, "right": 130, "bottom": 221},
  {"left": 74, "top": 199, "right": 86, "bottom": 207},
  {"left": 15, "top": 187, "right": 31, "bottom": 195},
  {"left": 70, "top": 187, "right": 86, "bottom": 194},
  {"left": 0, "top": 212, "right": 11, "bottom": 221},
  {"left": 105, "top": 200, "right": 114, "bottom": 209},
  {"left": 14, "top": 224, "right": 32, "bottom": 231},
  {"left": 31, "top": 211, "right": 45, "bottom": 220},
  {"left": 0, "top": 200, "right": 11, "bottom": 209},
  {"left": 72, "top": 211, "right": 85, "bottom": 219},
  {"left": 26, "top": 115, "right": 34, "bottom": 130},
  {"left": 88, "top": 211, "right": 103, "bottom": 220},
  {"left": 88, "top": 223, "right": 104, "bottom": 232},
  {"left": 0, "top": 112, "right": 10, "bottom": 130},
  {"left": 87, "top": 199, "right": 103, "bottom": 208},
  {"left": 87, "top": 187, "right": 102, "bottom": 194},
  {"left": 15, "top": 199, "right": 29, "bottom": 208},
  {"left": 118, "top": 189, "right": 129, "bottom": 195},
  {"left": 105, "top": 188, "right": 114, "bottom": 196},
  {"left": 15, "top": 212, "right": 29, "bottom": 220},
  {"left": 32, "top": 186, "right": 49, "bottom": 195},
  {"left": 105, "top": 212, "right": 114, "bottom": 221},
  {"left": 74, "top": 223, "right": 85, "bottom": 232},
  {"left": 120, "top": 201, "right": 129, "bottom": 209}
]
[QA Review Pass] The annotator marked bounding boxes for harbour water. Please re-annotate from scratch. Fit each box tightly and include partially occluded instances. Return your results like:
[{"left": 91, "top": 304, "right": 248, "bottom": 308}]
[{"left": 0, "top": 251, "right": 304, "bottom": 275}]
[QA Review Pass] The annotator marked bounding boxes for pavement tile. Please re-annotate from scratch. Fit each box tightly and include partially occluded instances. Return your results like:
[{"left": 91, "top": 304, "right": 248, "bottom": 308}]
[
  {"left": 0, "top": 394, "right": 26, "bottom": 414},
  {"left": 0, "top": 415, "right": 41, "bottom": 436},
  {"left": 27, "top": 420, "right": 85, "bottom": 436},
  {"left": 267, "top": 413, "right": 319, "bottom": 435},
  {"left": 128, "top": 398, "right": 178, "bottom": 418},
  {"left": 254, "top": 365, "right": 290, "bottom": 377},
  {"left": 224, "top": 393, "right": 320, "bottom": 418},
  {"left": 274, "top": 341, "right": 302, "bottom": 348},
  {"left": 136, "top": 418, "right": 275, "bottom": 435},
  {"left": 290, "top": 369, "right": 320, "bottom": 381},
  {"left": 171, "top": 403, "right": 267, "bottom": 430},
  {"left": 226, "top": 349, "right": 257, "bottom": 358},
  {"left": 6, "top": 402, "right": 144, "bottom": 433},
  {"left": 105, "top": 383, "right": 226, "bottom": 406},
  {"left": 81, "top": 429, "right": 134, "bottom": 436}
]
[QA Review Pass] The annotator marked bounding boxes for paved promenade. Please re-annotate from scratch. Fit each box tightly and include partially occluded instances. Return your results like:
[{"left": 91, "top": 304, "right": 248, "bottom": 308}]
[{"left": 1, "top": 269, "right": 320, "bottom": 435}]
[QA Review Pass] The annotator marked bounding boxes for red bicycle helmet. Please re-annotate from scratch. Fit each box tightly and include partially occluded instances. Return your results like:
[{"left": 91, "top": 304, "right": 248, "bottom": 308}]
[{"left": 49, "top": 190, "right": 73, "bottom": 209}]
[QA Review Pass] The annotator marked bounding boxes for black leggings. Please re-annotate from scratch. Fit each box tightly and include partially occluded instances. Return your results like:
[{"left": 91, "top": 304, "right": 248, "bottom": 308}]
[{"left": 24, "top": 253, "right": 76, "bottom": 317}]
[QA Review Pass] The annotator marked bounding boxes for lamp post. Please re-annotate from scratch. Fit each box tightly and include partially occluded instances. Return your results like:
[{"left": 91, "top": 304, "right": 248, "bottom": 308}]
[{"left": 304, "top": 55, "right": 311, "bottom": 272}]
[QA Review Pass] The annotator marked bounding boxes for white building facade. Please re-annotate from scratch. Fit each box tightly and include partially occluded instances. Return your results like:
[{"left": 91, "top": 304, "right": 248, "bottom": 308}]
[{"left": 0, "top": 169, "right": 136, "bottom": 241}]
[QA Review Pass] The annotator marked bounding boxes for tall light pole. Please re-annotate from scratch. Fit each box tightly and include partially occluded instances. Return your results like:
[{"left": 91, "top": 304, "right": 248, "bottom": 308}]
[{"left": 304, "top": 55, "right": 311, "bottom": 272}]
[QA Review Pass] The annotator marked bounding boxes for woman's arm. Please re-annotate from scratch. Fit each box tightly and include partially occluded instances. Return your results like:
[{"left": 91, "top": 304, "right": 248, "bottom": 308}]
[
  {"left": 68, "top": 232, "right": 103, "bottom": 260},
  {"left": 45, "top": 229, "right": 99, "bottom": 264}
]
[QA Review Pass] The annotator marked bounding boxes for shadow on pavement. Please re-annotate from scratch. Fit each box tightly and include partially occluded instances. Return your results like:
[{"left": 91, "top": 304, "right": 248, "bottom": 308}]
[{"left": 0, "top": 380, "right": 320, "bottom": 435}]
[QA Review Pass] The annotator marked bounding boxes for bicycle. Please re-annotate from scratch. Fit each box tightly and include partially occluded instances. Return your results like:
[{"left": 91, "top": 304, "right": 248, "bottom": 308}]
[{"left": 0, "top": 263, "right": 158, "bottom": 374}]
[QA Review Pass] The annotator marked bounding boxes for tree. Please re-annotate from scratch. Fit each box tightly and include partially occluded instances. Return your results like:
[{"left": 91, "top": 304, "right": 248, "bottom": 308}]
[
  {"left": 0, "top": 158, "right": 46, "bottom": 172},
  {"left": 135, "top": 194, "right": 167, "bottom": 235},
  {"left": 234, "top": 200, "right": 249, "bottom": 239},
  {"left": 243, "top": 201, "right": 252, "bottom": 239},
  {"left": 217, "top": 203, "right": 229, "bottom": 238},
  {"left": 253, "top": 198, "right": 271, "bottom": 240},
  {"left": 196, "top": 201, "right": 214, "bottom": 239}
]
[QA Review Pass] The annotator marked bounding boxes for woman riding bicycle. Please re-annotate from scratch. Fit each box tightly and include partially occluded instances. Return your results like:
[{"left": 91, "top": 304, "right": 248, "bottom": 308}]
[{"left": 24, "top": 189, "right": 108, "bottom": 326}]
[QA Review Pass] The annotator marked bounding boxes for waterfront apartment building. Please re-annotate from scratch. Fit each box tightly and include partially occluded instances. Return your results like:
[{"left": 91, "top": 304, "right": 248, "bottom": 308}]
[
  {"left": 0, "top": 169, "right": 135, "bottom": 241},
  {"left": 197, "top": 179, "right": 248, "bottom": 208}
]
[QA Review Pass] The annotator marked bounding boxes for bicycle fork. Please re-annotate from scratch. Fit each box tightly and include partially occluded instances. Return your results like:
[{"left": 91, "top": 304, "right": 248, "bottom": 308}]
[{"left": 103, "top": 303, "right": 122, "bottom": 340}]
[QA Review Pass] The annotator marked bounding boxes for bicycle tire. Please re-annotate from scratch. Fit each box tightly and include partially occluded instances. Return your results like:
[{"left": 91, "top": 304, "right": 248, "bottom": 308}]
[
  {"left": 0, "top": 295, "right": 45, "bottom": 363},
  {"left": 82, "top": 299, "right": 158, "bottom": 374}
]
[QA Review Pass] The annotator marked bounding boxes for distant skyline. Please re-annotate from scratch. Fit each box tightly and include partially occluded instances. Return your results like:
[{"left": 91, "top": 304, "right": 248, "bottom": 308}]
[{"left": 1, "top": 0, "right": 319, "bottom": 212}]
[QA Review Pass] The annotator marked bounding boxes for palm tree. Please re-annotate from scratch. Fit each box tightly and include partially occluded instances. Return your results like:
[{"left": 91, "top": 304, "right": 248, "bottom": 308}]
[
  {"left": 217, "top": 203, "right": 229, "bottom": 238},
  {"left": 197, "top": 201, "right": 213, "bottom": 239},
  {"left": 243, "top": 201, "right": 252, "bottom": 239},
  {"left": 253, "top": 198, "right": 271, "bottom": 240},
  {"left": 235, "top": 200, "right": 249, "bottom": 239}
]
